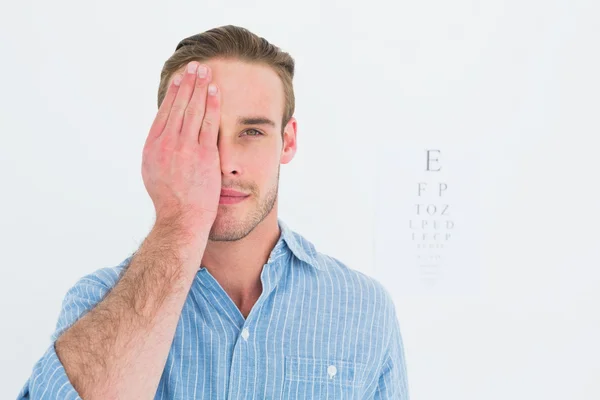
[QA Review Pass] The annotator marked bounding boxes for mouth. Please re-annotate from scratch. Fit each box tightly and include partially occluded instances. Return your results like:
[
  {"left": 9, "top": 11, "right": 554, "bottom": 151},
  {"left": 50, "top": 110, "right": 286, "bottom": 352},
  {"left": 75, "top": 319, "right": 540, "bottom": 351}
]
[{"left": 219, "top": 194, "right": 250, "bottom": 205}]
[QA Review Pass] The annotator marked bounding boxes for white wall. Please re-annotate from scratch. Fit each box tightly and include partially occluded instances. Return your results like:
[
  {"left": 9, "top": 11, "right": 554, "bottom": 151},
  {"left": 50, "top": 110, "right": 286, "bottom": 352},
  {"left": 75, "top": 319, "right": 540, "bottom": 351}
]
[{"left": 1, "top": 0, "right": 598, "bottom": 398}]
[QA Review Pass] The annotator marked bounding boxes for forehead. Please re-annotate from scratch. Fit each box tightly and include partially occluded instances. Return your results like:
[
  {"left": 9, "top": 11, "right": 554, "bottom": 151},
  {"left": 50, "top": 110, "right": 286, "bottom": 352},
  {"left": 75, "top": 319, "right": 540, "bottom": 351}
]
[{"left": 172, "top": 58, "right": 284, "bottom": 127}]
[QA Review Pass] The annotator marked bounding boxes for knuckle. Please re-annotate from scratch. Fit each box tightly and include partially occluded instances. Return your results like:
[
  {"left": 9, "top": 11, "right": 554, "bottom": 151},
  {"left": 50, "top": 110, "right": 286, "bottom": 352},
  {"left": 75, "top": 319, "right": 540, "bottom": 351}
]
[
  {"left": 170, "top": 103, "right": 186, "bottom": 115},
  {"left": 156, "top": 109, "right": 170, "bottom": 120},
  {"left": 184, "top": 105, "right": 204, "bottom": 117},
  {"left": 195, "top": 77, "right": 208, "bottom": 89},
  {"left": 202, "top": 117, "right": 215, "bottom": 129},
  {"left": 158, "top": 144, "right": 176, "bottom": 160}
]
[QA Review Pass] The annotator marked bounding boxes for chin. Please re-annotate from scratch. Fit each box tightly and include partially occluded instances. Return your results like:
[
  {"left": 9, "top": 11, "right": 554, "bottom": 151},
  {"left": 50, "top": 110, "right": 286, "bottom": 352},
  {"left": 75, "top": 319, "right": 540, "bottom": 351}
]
[
  {"left": 208, "top": 209, "right": 252, "bottom": 242},
  {"left": 208, "top": 222, "right": 246, "bottom": 242}
]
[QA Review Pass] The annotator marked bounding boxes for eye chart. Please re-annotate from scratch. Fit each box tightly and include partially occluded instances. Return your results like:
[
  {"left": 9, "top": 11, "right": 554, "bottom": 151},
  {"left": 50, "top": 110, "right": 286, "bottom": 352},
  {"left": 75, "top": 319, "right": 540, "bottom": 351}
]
[{"left": 374, "top": 143, "right": 482, "bottom": 296}]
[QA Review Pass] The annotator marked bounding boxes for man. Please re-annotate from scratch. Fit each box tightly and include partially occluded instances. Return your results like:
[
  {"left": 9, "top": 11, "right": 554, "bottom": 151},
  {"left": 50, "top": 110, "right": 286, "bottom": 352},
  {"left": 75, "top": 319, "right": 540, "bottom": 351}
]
[{"left": 18, "top": 25, "right": 409, "bottom": 399}]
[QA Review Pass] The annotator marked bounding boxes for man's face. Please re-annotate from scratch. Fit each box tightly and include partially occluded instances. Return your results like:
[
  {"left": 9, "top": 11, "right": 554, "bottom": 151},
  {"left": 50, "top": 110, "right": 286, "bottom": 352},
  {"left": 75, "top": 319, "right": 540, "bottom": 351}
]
[{"left": 169, "top": 58, "right": 296, "bottom": 241}]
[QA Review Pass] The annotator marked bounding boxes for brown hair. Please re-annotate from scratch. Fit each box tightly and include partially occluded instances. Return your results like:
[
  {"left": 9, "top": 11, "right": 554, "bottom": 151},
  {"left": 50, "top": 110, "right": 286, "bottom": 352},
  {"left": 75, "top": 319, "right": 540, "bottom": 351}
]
[{"left": 157, "top": 25, "right": 296, "bottom": 136}]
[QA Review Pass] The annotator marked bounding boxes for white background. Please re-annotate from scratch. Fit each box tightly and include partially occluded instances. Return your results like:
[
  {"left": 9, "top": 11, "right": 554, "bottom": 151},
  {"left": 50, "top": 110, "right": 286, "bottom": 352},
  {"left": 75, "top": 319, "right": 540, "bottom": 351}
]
[{"left": 1, "top": 0, "right": 599, "bottom": 398}]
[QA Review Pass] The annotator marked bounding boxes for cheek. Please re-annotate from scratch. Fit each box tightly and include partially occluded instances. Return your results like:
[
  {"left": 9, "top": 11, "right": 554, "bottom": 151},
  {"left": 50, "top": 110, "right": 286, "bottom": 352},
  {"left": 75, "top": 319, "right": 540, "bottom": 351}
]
[
  {"left": 247, "top": 153, "right": 278, "bottom": 182},
  {"left": 247, "top": 145, "right": 278, "bottom": 169}
]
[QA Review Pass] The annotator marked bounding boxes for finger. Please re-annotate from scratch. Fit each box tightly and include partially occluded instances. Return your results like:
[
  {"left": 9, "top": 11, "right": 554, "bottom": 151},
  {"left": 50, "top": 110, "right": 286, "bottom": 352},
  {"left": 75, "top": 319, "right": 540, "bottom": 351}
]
[
  {"left": 163, "top": 61, "right": 199, "bottom": 141},
  {"left": 147, "top": 72, "right": 182, "bottom": 142},
  {"left": 198, "top": 82, "right": 221, "bottom": 148},
  {"left": 181, "top": 63, "right": 211, "bottom": 146}
]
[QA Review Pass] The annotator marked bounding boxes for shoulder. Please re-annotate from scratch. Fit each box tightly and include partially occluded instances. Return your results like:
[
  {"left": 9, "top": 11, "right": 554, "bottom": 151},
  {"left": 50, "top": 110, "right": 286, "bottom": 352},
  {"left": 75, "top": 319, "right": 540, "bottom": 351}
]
[
  {"left": 51, "top": 254, "right": 135, "bottom": 341},
  {"left": 314, "top": 252, "right": 397, "bottom": 313},
  {"left": 67, "top": 253, "right": 134, "bottom": 294}
]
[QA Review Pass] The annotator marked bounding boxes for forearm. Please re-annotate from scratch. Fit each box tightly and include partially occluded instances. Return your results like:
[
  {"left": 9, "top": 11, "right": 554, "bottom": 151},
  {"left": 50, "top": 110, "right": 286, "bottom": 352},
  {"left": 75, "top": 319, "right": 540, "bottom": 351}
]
[{"left": 55, "top": 221, "right": 208, "bottom": 399}]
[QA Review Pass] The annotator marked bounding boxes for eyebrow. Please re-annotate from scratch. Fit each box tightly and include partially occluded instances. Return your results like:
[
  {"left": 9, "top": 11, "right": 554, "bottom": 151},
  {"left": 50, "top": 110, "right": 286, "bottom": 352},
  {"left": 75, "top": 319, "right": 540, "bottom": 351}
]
[{"left": 237, "top": 116, "right": 276, "bottom": 128}]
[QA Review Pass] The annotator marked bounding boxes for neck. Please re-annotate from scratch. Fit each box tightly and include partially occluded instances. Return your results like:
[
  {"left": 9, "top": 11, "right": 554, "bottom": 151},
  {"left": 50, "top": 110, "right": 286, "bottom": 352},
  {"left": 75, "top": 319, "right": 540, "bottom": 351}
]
[{"left": 200, "top": 210, "right": 281, "bottom": 315}]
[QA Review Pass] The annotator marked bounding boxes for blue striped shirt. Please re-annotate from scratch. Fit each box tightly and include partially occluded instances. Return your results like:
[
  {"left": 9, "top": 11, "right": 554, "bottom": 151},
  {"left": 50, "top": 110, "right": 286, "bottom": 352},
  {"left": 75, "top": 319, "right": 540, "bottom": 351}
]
[{"left": 17, "top": 218, "right": 409, "bottom": 399}]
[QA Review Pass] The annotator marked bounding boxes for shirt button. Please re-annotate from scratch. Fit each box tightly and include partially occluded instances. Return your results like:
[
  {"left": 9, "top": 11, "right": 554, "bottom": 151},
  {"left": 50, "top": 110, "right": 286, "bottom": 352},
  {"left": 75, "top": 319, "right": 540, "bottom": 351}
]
[
  {"left": 327, "top": 365, "right": 337, "bottom": 378},
  {"left": 241, "top": 328, "right": 250, "bottom": 341}
]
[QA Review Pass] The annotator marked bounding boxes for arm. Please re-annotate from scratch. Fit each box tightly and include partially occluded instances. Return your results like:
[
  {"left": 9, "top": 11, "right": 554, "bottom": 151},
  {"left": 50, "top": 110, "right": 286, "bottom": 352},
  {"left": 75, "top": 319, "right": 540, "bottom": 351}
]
[
  {"left": 17, "top": 264, "right": 122, "bottom": 400},
  {"left": 55, "top": 221, "right": 208, "bottom": 399},
  {"left": 17, "top": 221, "right": 209, "bottom": 400},
  {"left": 373, "top": 298, "right": 410, "bottom": 400}
]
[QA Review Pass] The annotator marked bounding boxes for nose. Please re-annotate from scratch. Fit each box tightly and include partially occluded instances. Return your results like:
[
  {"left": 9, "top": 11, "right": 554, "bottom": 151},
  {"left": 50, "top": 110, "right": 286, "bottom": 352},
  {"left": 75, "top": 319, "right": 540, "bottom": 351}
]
[{"left": 218, "top": 135, "right": 242, "bottom": 178}]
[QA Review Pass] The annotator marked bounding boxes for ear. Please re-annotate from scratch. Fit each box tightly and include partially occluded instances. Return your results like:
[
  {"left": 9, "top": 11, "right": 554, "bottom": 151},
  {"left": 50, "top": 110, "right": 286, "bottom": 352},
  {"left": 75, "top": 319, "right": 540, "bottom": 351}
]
[{"left": 280, "top": 116, "right": 297, "bottom": 165}]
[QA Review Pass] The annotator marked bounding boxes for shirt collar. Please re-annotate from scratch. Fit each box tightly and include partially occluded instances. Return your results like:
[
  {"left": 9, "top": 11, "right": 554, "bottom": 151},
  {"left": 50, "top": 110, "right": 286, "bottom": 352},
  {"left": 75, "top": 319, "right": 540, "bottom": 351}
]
[{"left": 276, "top": 218, "right": 325, "bottom": 271}]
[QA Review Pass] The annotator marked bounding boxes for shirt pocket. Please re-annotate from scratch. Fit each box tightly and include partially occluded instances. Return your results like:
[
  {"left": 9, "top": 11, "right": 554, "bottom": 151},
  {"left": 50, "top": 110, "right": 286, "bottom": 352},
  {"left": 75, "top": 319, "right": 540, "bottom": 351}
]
[{"left": 282, "top": 355, "right": 367, "bottom": 399}]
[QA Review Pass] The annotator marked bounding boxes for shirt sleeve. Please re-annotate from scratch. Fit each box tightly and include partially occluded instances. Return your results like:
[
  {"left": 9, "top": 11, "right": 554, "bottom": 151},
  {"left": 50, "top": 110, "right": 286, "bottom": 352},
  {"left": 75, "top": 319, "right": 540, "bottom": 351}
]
[
  {"left": 373, "top": 295, "right": 410, "bottom": 400},
  {"left": 17, "top": 260, "right": 130, "bottom": 399}
]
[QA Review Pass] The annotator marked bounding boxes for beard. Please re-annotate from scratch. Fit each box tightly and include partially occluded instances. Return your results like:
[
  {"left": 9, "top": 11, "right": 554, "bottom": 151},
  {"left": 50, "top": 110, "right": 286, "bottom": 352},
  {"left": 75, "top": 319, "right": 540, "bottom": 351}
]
[{"left": 207, "top": 167, "right": 280, "bottom": 242}]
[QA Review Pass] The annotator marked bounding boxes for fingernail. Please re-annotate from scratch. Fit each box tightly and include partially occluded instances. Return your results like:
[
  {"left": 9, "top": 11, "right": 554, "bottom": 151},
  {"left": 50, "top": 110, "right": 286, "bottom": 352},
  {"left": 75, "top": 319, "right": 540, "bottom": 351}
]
[
  {"left": 197, "top": 65, "right": 207, "bottom": 78},
  {"left": 187, "top": 62, "right": 198, "bottom": 74},
  {"left": 173, "top": 74, "right": 183, "bottom": 86},
  {"left": 208, "top": 83, "right": 217, "bottom": 95}
]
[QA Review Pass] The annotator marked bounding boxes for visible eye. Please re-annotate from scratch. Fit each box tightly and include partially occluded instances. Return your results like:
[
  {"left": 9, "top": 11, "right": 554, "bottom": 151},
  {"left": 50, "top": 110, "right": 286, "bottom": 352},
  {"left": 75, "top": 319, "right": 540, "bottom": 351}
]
[{"left": 242, "top": 129, "right": 264, "bottom": 137}]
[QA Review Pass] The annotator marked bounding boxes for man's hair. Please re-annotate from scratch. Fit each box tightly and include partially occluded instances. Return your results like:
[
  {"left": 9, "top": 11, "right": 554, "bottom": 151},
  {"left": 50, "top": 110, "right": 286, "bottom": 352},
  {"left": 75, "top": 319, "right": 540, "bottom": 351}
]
[{"left": 157, "top": 25, "right": 296, "bottom": 136}]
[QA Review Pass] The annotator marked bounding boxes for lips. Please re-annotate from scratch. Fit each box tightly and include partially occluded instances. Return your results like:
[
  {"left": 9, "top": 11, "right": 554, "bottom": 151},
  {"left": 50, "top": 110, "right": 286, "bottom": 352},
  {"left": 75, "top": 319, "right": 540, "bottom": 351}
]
[
  {"left": 220, "top": 189, "right": 249, "bottom": 197},
  {"left": 219, "top": 192, "right": 249, "bottom": 205}
]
